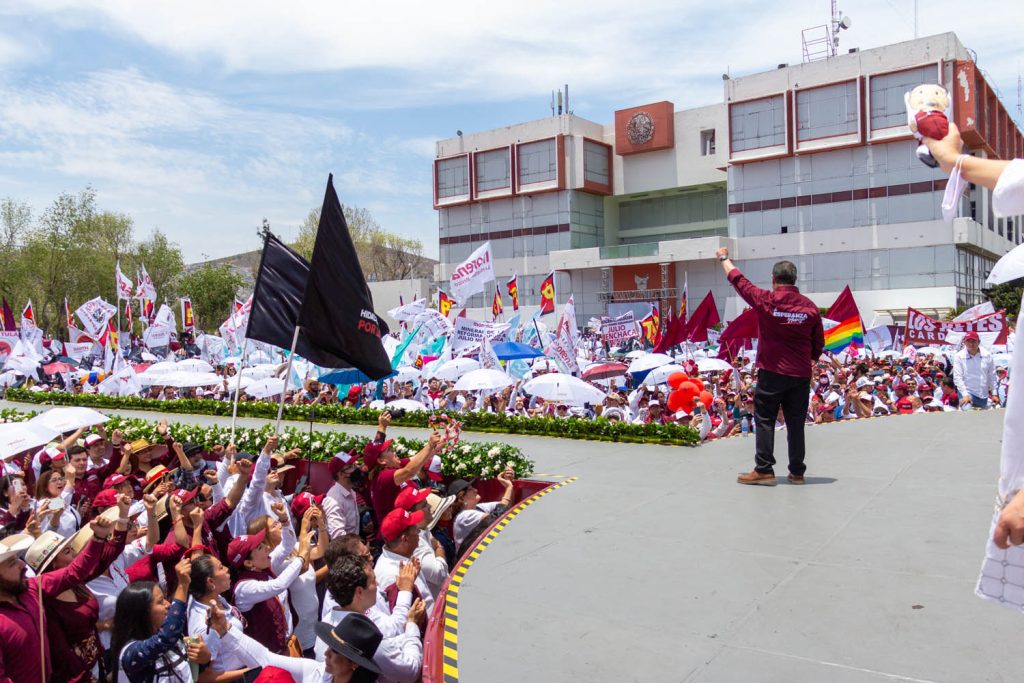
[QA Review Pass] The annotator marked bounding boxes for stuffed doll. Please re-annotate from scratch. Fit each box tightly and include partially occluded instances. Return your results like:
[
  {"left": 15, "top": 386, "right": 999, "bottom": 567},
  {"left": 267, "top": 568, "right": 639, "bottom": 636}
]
[{"left": 904, "top": 84, "right": 950, "bottom": 168}]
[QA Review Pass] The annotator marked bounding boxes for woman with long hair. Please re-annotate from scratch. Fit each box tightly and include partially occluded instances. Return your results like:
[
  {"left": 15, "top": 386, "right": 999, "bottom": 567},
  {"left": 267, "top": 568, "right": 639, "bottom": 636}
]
[
  {"left": 186, "top": 553, "right": 252, "bottom": 680},
  {"left": 110, "top": 556, "right": 209, "bottom": 682},
  {"left": 34, "top": 463, "right": 81, "bottom": 537}
]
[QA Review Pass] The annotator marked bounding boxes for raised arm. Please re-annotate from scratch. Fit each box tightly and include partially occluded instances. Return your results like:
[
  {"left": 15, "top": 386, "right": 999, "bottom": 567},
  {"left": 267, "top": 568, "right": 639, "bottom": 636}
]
[
  {"left": 924, "top": 122, "right": 1011, "bottom": 190},
  {"left": 394, "top": 432, "right": 441, "bottom": 487}
]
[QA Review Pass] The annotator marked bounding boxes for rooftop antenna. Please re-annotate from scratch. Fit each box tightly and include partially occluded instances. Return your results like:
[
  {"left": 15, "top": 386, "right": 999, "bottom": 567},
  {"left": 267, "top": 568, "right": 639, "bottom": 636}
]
[{"left": 802, "top": 0, "right": 851, "bottom": 63}]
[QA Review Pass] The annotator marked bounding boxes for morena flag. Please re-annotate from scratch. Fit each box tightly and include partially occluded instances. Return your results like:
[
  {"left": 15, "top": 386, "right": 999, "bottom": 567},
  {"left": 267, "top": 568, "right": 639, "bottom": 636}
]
[{"left": 538, "top": 272, "right": 555, "bottom": 315}]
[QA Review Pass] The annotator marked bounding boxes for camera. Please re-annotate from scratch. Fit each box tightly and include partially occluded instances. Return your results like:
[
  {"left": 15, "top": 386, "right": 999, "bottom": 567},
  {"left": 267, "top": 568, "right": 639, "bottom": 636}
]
[{"left": 389, "top": 408, "right": 407, "bottom": 420}]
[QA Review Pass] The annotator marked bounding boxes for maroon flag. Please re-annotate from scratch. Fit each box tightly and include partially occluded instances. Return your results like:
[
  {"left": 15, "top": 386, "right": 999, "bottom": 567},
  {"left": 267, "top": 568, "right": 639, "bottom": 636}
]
[
  {"left": 717, "top": 308, "right": 759, "bottom": 360},
  {"left": 0, "top": 298, "right": 13, "bottom": 331},
  {"left": 684, "top": 292, "right": 721, "bottom": 343}
]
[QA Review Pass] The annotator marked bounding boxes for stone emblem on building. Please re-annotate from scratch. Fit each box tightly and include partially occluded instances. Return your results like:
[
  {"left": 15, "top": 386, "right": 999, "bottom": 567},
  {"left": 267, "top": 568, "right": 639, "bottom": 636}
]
[
  {"left": 634, "top": 274, "right": 649, "bottom": 290},
  {"left": 626, "top": 111, "right": 655, "bottom": 145}
]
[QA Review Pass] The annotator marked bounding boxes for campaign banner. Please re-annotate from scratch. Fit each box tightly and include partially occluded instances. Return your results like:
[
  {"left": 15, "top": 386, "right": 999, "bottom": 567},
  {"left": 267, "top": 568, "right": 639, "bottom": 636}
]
[
  {"left": 452, "top": 317, "right": 508, "bottom": 352},
  {"left": 549, "top": 297, "right": 579, "bottom": 374},
  {"left": 412, "top": 308, "right": 453, "bottom": 341},
  {"left": 388, "top": 298, "right": 427, "bottom": 323},
  {"left": 0, "top": 331, "right": 18, "bottom": 363},
  {"left": 143, "top": 323, "right": 172, "bottom": 350},
  {"left": 75, "top": 297, "right": 117, "bottom": 338},
  {"left": 904, "top": 307, "right": 1008, "bottom": 346},
  {"left": 600, "top": 311, "right": 637, "bottom": 343},
  {"left": 449, "top": 241, "right": 494, "bottom": 303}
]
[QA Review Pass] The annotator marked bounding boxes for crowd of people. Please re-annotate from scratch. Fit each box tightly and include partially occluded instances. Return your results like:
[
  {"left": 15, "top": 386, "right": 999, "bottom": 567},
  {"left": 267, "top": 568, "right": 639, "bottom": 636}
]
[{"left": 0, "top": 409, "right": 519, "bottom": 682}]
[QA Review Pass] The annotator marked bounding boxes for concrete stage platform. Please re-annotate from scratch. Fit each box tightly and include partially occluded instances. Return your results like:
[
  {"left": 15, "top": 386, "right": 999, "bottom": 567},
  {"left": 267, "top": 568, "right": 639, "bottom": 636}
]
[{"left": 3, "top": 401, "right": 1016, "bottom": 681}]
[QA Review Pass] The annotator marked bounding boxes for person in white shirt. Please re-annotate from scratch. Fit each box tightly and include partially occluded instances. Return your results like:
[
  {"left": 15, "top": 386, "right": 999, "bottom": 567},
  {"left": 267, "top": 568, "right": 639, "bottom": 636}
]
[
  {"left": 322, "top": 450, "right": 363, "bottom": 539},
  {"left": 394, "top": 485, "right": 449, "bottom": 599},
  {"left": 952, "top": 332, "right": 999, "bottom": 409},
  {"left": 318, "top": 554, "right": 424, "bottom": 682},
  {"left": 186, "top": 553, "right": 255, "bottom": 677},
  {"left": 450, "top": 468, "right": 514, "bottom": 553},
  {"left": 375, "top": 508, "right": 436, "bottom": 615}
]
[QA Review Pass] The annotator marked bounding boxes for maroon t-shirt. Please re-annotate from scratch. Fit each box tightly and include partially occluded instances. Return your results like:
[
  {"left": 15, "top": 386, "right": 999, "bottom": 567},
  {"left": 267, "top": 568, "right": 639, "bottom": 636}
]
[
  {"left": 370, "top": 461, "right": 412, "bottom": 528},
  {"left": 727, "top": 268, "right": 824, "bottom": 379}
]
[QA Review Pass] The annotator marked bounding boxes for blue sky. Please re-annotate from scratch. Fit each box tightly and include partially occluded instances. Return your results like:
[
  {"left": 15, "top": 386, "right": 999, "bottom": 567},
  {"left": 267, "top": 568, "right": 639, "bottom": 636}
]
[{"left": 0, "top": 1, "right": 1020, "bottom": 263}]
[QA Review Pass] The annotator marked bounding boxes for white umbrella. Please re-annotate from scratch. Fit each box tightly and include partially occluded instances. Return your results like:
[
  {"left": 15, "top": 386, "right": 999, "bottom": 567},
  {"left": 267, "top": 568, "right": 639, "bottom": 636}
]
[
  {"left": 176, "top": 359, "right": 215, "bottom": 374},
  {"left": 915, "top": 347, "right": 944, "bottom": 356},
  {"left": 369, "top": 399, "right": 386, "bottom": 410},
  {"left": 987, "top": 242, "right": 1024, "bottom": 285},
  {"left": 241, "top": 364, "right": 279, "bottom": 380},
  {"left": 246, "top": 378, "right": 286, "bottom": 399},
  {"left": 522, "top": 373, "right": 606, "bottom": 406},
  {"left": 454, "top": 368, "right": 515, "bottom": 393},
  {"left": 431, "top": 358, "right": 480, "bottom": 381},
  {"left": 531, "top": 356, "right": 558, "bottom": 369},
  {"left": 0, "top": 422, "right": 59, "bottom": 460},
  {"left": 0, "top": 371, "right": 20, "bottom": 388},
  {"left": 994, "top": 352, "right": 1011, "bottom": 367},
  {"left": 393, "top": 366, "right": 421, "bottom": 384},
  {"left": 29, "top": 406, "right": 108, "bottom": 434},
  {"left": 384, "top": 398, "right": 429, "bottom": 412},
  {"left": 627, "top": 353, "right": 674, "bottom": 374},
  {"left": 160, "top": 371, "right": 224, "bottom": 388},
  {"left": 642, "top": 363, "right": 686, "bottom": 387},
  {"left": 3, "top": 355, "right": 39, "bottom": 376},
  {"left": 142, "top": 361, "right": 178, "bottom": 376},
  {"left": 140, "top": 351, "right": 158, "bottom": 362},
  {"left": 625, "top": 350, "right": 646, "bottom": 359},
  {"left": 697, "top": 357, "right": 734, "bottom": 373}
]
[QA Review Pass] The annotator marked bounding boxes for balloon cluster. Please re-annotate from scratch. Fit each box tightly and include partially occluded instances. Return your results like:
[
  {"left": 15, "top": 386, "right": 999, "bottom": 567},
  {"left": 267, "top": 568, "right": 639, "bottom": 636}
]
[{"left": 666, "top": 372, "right": 714, "bottom": 415}]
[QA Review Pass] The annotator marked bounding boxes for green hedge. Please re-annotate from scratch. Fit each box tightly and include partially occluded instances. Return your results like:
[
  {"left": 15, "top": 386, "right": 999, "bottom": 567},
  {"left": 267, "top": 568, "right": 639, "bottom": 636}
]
[{"left": 4, "top": 388, "right": 701, "bottom": 447}]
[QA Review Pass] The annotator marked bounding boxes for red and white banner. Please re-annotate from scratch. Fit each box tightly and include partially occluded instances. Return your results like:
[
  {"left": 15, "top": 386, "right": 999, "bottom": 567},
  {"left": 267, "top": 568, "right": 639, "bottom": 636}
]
[
  {"left": 904, "top": 307, "right": 1008, "bottom": 346},
  {"left": 548, "top": 296, "right": 579, "bottom": 374},
  {"left": 75, "top": 297, "right": 118, "bottom": 338},
  {"left": 0, "top": 331, "right": 18, "bottom": 363},
  {"left": 449, "top": 241, "right": 494, "bottom": 303},
  {"left": 115, "top": 260, "right": 134, "bottom": 300},
  {"left": 181, "top": 298, "right": 194, "bottom": 331}
]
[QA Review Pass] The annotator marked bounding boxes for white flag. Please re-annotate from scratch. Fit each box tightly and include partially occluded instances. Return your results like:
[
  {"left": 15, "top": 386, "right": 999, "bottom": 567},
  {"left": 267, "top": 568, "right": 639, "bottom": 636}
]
[
  {"left": 143, "top": 323, "right": 172, "bottom": 349},
  {"left": 75, "top": 297, "right": 118, "bottom": 338},
  {"left": 479, "top": 333, "right": 500, "bottom": 370},
  {"left": 154, "top": 304, "right": 176, "bottom": 330},
  {"left": 954, "top": 301, "right": 996, "bottom": 322},
  {"left": 549, "top": 295, "right": 579, "bottom": 374},
  {"left": 449, "top": 241, "right": 494, "bottom": 303},
  {"left": 115, "top": 260, "right": 134, "bottom": 300},
  {"left": 135, "top": 263, "right": 157, "bottom": 301}
]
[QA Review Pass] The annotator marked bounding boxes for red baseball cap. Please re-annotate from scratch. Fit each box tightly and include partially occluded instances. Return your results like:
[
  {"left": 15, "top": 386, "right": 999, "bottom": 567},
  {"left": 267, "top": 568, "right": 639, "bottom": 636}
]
[
  {"left": 426, "top": 455, "right": 444, "bottom": 483},
  {"left": 963, "top": 331, "right": 980, "bottom": 342},
  {"left": 380, "top": 508, "right": 425, "bottom": 542},
  {"left": 84, "top": 434, "right": 104, "bottom": 448},
  {"left": 38, "top": 447, "right": 65, "bottom": 469},
  {"left": 93, "top": 488, "right": 119, "bottom": 510},
  {"left": 328, "top": 449, "right": 360, "bottom": 478},
  {"left": 895, "top": 396, "right": 914, "bottom": 414},
  {"left": 104, "top": 473, "right": 132, "bottom": 489},
  {"left": 254, "top": 667, "right": 296, "bottom": 683},
  {"left": 290, "top": 492, "right": 324, "bottom": 520},
  {"left": 227, "top": 528, "right": 267, "bottom": 569},
  {"left": 363, "top": 439, "right": 394, "bottom": 469},
  {"left": 395, "top": 485, "right": 431, "bottom": 511},
  {"left": 171, "top": 486, "right": 199, "bottom": 506}
]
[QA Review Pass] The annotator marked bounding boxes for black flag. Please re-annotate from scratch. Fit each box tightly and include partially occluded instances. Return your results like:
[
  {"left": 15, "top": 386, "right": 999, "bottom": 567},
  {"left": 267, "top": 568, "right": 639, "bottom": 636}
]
[
  {"left": 246, "top": 234, "right": 350, "bottom": 369},
  {"left": 297, "top": 174, "right": 392, "bottom": 379}
]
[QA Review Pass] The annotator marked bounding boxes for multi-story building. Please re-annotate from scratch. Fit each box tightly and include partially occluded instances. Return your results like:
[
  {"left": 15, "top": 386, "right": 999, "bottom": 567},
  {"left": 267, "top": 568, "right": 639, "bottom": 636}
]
[{"left": 433, "top": 32, "right": 1023, "bottom": 328}]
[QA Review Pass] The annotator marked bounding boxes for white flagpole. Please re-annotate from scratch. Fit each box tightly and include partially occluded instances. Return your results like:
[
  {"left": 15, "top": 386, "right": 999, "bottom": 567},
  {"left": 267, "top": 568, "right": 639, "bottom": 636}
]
[
  {"left": 274, "top": 326, "right": 301, "bottom": 434},
  {"left": 228, "top": 340, "right": 251, "bottom": 443}
]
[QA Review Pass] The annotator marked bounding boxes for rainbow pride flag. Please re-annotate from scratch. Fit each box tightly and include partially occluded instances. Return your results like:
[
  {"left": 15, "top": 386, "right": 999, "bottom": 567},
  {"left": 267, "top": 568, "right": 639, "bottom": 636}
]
[{"left": 823, "top": 286, "right": 863, "bottom": 353}]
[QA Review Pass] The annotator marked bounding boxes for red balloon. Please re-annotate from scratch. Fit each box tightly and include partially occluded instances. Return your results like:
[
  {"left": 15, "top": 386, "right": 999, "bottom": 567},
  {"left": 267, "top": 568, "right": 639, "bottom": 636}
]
[
  {"left": 690, "top": 377, "right": 705, "bottom": 393},
  {"left": 699, "top": 390, "right": 713, "bottom": 410},
  {"left": 677, "top": 381, "right": 699, "bottom": 399},
  {"left": 667, "top": 372, "right": 688, "bottom": 389},
  {"left": 667, "top": 391, "right": 684, "bottom": 413},
  {"left": 677, "top": 396, "right": 695, "bottom": 414}
]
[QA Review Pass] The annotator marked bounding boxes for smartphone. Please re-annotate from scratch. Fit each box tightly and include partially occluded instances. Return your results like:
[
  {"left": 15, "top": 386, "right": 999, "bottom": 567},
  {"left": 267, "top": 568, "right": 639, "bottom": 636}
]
[
  {"left": 11, "top": 478, "right": 24, "bottom": 494},
  {"left": 49, "top": 497, "right": 65, "bottom": 511}
]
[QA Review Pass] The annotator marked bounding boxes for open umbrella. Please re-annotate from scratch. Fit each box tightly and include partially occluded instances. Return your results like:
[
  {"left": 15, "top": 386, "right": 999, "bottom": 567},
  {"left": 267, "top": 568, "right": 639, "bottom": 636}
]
[
  {"left": 140, "top": 351, "right": 159, "bottom": 362},
  {"left": 0, "top": 422, "right": 60, "bottom": 460},
  {"left": 522, "top": 373, "right": 606, "bottom": 406},
  {"left": 245, "top": 378, "right": 286, "bottom": 399},
  {"left": 643, "top": 363, "right": 686, "bottom": 386},
  {"left": 627, "top": 353, "right": 674, "bottom": 374},
  {"left": 582, "top": 362, "right": 628, "bottom": 381},
  {"left": 143, "top": 361, "right": 178, "bottom": 376},
  {"left": 319, "top": 367, "right": 397, "bottom": 385},
  {"left": 29, "top": 406, "right": 108, "bottom": 434},
  {"left": 697, "top": 358, "right": 734, "bottom": 373},
  {"left": 393, "top": 366, "right": 421, "bottom": 384},
  {"left": 384, "top": 398, "right": 429, "bottom": 412},
  {"left": 430, "top": 358, "right": 480, "bottom": 381},
  {"left": 176, "top": 359, "right": 215, "bottom": 374},
  {"left": 491, "top": 341, "right": 543, "bottom": 361},
  {"left": 454, "top": 368, "right": 515, "bottom": 393},
  {"left": 159, "top": 371, "right": 224, "bottom": 388}
]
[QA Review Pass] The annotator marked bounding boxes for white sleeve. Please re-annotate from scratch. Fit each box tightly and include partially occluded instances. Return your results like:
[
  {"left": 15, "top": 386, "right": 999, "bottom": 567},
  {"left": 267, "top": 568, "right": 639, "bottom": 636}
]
[
  {"left": 219, "top": 627, "right": 325, "bottom": 680},
  {"left": 372, "top": 589, "right": 412, "bottom": 638},
  {"left": 270, "top": 524, "right": 297, "bottom": 575},
  {"left": 233, "top": 557, "right": 304, "bottom": 613},
  {"left": 230, "top": 451, "right": 271, "bottom": 535},
  {"left": 953, "top": 354, "right": 968, "bottom": 397},
  {"left": 699, "top": 411, "right": 711, "bottom": 440},
  {"left": 414, "top": 541, "right": 449, "bottom": 589},
  {"left": 374, "top": 629, "right": 424, "bottom": 683},
  {"left": 210, "top": 457, "right": 230, "bottom": 504}
]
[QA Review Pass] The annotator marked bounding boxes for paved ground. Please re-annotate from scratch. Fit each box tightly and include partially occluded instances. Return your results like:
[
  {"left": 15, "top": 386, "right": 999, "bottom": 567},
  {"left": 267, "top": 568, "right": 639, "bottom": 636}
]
[{"left": 5, "top": 400, "right": 1018, "bottom": 681}]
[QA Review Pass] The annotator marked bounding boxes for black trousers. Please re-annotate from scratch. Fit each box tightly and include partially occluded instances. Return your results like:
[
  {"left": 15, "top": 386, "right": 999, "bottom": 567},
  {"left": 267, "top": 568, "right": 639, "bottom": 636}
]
[{"left": 753, "top": 369, "right": 810, "bottom": 475}]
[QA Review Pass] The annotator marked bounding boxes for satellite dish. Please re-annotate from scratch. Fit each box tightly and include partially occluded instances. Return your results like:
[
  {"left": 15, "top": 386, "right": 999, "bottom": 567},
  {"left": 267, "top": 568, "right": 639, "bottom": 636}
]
[{"left": 839, "top": 15, "right": 852, "bottom": 29}]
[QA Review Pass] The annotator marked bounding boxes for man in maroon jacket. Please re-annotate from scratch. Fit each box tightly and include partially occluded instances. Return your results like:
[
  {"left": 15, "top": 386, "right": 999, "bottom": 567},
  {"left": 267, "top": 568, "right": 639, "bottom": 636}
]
[{"left": 717, "top": 247, "right": 824, "bottom": 486}]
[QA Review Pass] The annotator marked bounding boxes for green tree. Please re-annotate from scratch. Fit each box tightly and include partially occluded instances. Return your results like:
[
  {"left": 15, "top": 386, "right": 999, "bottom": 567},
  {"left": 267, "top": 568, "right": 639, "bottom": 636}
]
[
  {"left": 987, "top": 279, "right": 1024, "bottom": 319},
  {"left": 177, "top": 263, "right": 244, "bottom": 331},
  {"left": 0, "top": 198, "right": 32, "bottom": 302}
]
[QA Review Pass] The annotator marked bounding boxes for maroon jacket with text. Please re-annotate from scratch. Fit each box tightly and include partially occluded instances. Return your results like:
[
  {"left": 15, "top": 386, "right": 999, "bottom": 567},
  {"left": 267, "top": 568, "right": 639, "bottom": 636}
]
[{"left": 727, "top": 268, "right": 824, "bottom": 379}]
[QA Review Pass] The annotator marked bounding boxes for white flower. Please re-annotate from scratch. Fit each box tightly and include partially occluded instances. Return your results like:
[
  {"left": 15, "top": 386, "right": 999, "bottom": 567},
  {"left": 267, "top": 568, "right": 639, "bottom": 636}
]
[
  {"left": 461, "top": 445, "right": 471, "bottom": 454},
  {"left": 487, "top": 447, "right": 499, "bottom": 458},
  {"left": 473, "top": 455, "right": 481, "bottom": 464}
]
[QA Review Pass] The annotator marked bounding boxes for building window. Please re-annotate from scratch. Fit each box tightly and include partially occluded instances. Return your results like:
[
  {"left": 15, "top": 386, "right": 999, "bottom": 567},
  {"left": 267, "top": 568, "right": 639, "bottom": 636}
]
[
  {"left": 583, "top": 139, "right": 610, "bottom": 186},
  {"left": 436, "top": 156, "right": 469, "bottom": 199},
  {"left": 730, "top": 94, "right": 786, "bottom": 152},
  {"left": 475, "top": 148, "right": 510, "bottom": 192},
  {"left": 955, "top": 247, "right": 996, "bottom": 307},
  {"left": 870, "top": 65, "right": 937, "bottom": 131},
  {"left": 700, "top": 129, "right": 716, "bottom": 156},
  {"left": 517, "top": 139, "right": 557, "bottom": 185},
  {"left": 796, "top": 81, "right": 858, "bottom": 141}
]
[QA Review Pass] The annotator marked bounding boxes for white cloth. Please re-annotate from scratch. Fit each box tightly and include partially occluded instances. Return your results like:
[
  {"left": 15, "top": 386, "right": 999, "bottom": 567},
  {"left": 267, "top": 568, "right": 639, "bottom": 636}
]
[
  {"left": 232, "top": 556, "right": 303, "bottom": 636},
  {"left": 186, "top": 596, "right": 251, "bottom": 672},
  {"left": 89, "top": 538, "right": 149, "bottom": 648},
  {"left": 953, "top": 347, "right": 997, "bottom": 399},
  {"left": 453, "top": 501, "right": 501, "bottom": 548},
  {"left": 375, "top": 548, "right": 435, "bottom": 615},
  {"left": 322, "top": 481, "right": 360, "bottom": 539},
  {"left": 218, "top": 627, "right": 328, "bottom": 682},
  {"left": 993, "top": 158, "right": 1024, "bottom": 218},
  {"left": 414, "top": 529, "right": 449, "bottom": 599}
]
